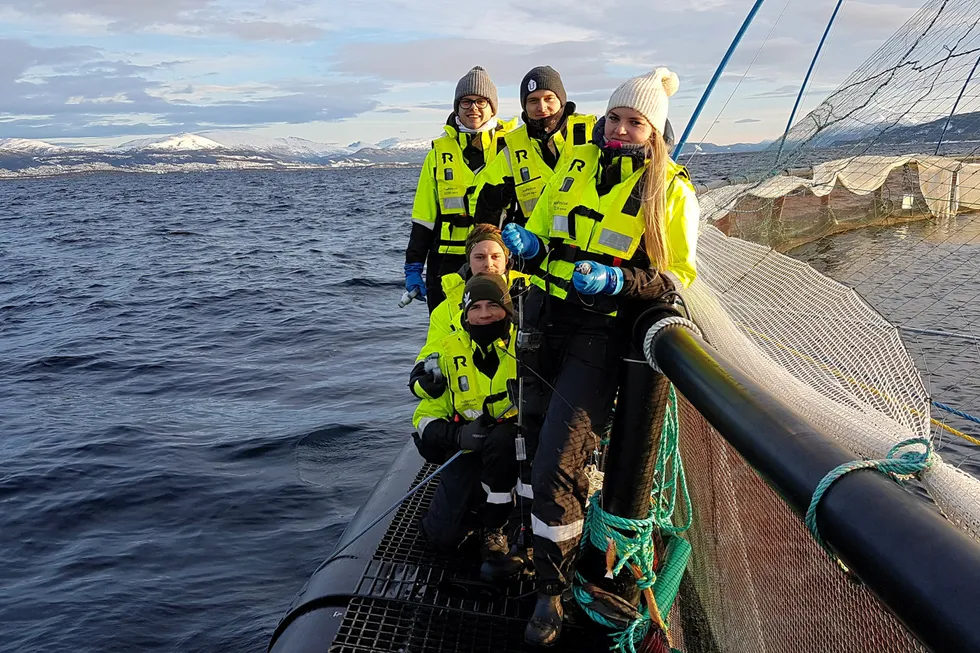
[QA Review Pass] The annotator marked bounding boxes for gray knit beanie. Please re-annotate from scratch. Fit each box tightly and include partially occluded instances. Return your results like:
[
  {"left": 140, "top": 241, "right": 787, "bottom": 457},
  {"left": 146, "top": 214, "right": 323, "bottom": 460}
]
[
  {"left": 520, "top": 66, "right": 567, "bottom": 109},
  {"left": 454, "top": 66, "right": 498, "bottom": 115},
  {"left": 606, "top": 67, "right": 680, "bottom": 135}
]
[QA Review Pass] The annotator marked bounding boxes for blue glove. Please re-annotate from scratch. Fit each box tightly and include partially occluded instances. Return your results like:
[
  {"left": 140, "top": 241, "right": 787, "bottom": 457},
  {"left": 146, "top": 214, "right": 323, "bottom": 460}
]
[
  {"left": 572, "top": 261, "right": 624, "bottom": 295},
  {"left": 404, "top": 262, "right": 427, "bottom": 298},
  {"left": 502, "top": 223, "right": 540, "bottom": 259}
]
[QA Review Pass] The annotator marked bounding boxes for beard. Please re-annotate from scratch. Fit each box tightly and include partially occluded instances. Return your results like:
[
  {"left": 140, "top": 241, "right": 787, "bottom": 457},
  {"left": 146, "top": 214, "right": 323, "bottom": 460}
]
[{"left": 525, "top": 106, "right": 568, "bottom": 140}]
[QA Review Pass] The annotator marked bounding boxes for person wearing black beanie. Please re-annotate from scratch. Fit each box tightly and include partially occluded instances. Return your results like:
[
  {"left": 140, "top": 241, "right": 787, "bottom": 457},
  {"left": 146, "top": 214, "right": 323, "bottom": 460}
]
[
  {"left": 520, "top": 65, "right": 568, "bottom": 142},
  {"left": 410, "top": 272, "right": 524, "bottom": 584},
  {"left": 471, "top": 66, "right": 595, "bottom": 242}
]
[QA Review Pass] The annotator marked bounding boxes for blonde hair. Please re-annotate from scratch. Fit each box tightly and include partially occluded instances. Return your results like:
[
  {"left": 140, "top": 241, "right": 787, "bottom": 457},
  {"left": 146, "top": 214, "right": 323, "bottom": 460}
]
[{"left": 640, "top": 128, "right": 670, "bottom": 269}]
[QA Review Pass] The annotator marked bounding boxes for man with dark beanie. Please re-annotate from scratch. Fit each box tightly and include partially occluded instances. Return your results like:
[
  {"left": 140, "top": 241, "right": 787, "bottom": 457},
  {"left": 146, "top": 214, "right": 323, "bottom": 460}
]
[
  {"left": 404, "top": 66, "right": 518, "bottom": 313},
  {"left": 473, "top": 66, "right": 676, "bottom": 235},
  {"left": 411, "top": 273, "right": 524, "bottom": 583},
  {"left": 472, "top": 66, "right": 596, "bottom": 235},
  {"left": 409, "top": 224, "right": 528, "bottom": 378}
]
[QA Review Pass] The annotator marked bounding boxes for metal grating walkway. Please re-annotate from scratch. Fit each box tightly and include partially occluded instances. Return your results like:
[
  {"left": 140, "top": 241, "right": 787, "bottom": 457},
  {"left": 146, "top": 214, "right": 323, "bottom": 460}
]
[{"left": 330, "top": 463, "right": 602, "bottom": 652}]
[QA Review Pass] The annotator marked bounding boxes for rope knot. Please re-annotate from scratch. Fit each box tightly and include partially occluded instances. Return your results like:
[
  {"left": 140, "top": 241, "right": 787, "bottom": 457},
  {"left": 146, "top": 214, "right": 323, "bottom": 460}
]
[
  {"left": 573, "top": 385, "right": 687, "bottom": 653},
  {"left": 806, "top": 437, "right": 935, "bottom": 572},
  {"left": 885, "top": 437, "right": 936, "bottom": 476}
]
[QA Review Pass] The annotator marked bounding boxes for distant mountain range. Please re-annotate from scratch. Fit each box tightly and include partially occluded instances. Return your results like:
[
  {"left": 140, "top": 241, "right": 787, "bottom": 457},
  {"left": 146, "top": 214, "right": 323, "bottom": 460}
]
[
  {"left": 0, "top": 130, "right": 769, "bottom": 179},
  {"left": 850, "top": 110, "right": 980, "bottom": 148},
  {"left": 687, "top": 141, "right": 774, "bottom": 154},
  {"left": 784, "top": 110, "right": 980, "bottom": 150},
  {"left": 0, "top": 131, "right": 437, "bottom": 178}
]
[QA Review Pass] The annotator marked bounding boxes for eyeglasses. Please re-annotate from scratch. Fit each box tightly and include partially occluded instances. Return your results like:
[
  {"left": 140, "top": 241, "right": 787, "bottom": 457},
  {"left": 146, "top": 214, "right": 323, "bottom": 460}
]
[{"left": 459, "top": 98, "right": 489, "bottom": 109}]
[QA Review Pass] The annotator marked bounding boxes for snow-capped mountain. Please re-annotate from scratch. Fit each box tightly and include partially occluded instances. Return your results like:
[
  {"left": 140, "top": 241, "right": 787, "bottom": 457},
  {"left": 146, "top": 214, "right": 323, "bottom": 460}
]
[
  {"left": 0, "top": 130, "right": 441, "bottom": 178},
  {"left": 198, "top": 131, "right": 352, "bottom": 157},
  {"left": 380, "top": 137, "right": 432, "bottom": 151},
  {"left": 113, "top": 133, "right": 226, "bottom": 152},
  {"left": 0, "top": 138, "right": 68, "bottom": 154}
]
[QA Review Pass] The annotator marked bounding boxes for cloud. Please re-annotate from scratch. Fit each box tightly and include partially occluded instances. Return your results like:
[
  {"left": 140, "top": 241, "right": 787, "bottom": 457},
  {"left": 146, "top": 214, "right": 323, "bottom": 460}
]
[
  {"left": 416, "top": 102, "right": 453, "bottom": 110},
  {"left": 0, "top": 38, "right": 98, "bottom": 84},
  {"left": 4, "top": 0, "right": 214, "bottom": 23},
  {"left": 331, "top": 37, "right": 621, "bottom": 96},
  {"left": 824, "top": 0, "right": 920, "bottom": 35},
  {"left": 735, "top": 118, "right": 761, "bottom": 123},
  {"left": 0, "top": 0, "right": 326, "bottom": 42},
  {"left": 199, "top": 19, "right": 324, "bottom": 42},
  {"left": 749, "top": 84, "right": 801, "bottom": 99},
  {"left": 0, "top": 39, "right": 383, "bottom": 138},
  {"left": 0, "top": 0, "right": 937, "bottom": 145},
  {"left": 318, "top": 0, "right": 596, "bottom": 46}
]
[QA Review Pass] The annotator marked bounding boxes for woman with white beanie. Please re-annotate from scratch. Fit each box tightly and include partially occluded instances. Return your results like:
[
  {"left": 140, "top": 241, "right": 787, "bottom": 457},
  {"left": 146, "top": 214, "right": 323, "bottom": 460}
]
[{"left": 501, "top": 67, "right": 700, "bottom": 647}]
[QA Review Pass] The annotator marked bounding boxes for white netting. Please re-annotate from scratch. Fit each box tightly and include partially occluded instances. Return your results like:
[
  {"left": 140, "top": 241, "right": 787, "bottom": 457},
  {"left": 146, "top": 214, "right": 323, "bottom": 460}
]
[
  {"left": 670, "top": 2, "right": 980, "bottom": 648},
  {"left": 679, "top": 223, "right": 980, "bottom": 541}
]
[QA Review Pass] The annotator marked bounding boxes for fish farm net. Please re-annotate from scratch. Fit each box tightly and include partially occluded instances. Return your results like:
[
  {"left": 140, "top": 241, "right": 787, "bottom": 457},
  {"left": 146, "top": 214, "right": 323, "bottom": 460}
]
[{"left": 676, "top": 0, "right": 980, "bottom": 649}]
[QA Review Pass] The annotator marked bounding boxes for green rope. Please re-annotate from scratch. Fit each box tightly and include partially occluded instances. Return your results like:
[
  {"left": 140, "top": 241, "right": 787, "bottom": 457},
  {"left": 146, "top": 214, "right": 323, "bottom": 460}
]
[
  {"left": 651, "top": 386, "right": 691, "bottom": 534},
  {"left": 574, "top": 385, "right": 691, "bottom": 653},
  {"left": 805, "top": 437, "right": 936, "bottom": 566}
]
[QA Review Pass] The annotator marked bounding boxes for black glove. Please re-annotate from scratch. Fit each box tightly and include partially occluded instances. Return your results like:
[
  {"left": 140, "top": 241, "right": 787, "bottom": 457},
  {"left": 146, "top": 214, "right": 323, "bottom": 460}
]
[
  {"left": 408, "top": 355, "right": 446, "bottom": 399},
  {"left": 412, "top": 417, "right": 462, "bottom": 464},
  {"left": 412, "top": 431, "right": 451, "bottom": 464},
  {"left": 474, "top": 180, "right": 516, "bottom": 225},
  {"left": 456, "top": 418, "right": 490, "bottom": 452}
]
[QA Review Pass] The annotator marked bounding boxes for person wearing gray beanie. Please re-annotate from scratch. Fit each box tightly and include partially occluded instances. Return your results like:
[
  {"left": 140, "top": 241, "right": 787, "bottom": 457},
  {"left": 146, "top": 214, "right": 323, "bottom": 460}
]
[
  {"left": 455, "top": 65, "right": 499, "bottom": 116},
  {"left": 499, "top": 66, "right": 701, "bottom": 648},
  {"left": 404, "top": 65, "right": 517, "bottom": 313},
  {"left": 471, "top": 65, "right": 596, "bottom": 235}
]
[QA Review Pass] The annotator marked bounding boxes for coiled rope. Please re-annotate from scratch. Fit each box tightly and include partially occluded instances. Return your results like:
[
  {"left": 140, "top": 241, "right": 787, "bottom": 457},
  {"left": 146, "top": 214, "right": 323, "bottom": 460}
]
[
  {"left": 574, "top": 385, "right": 690, "bottom": 652},
  {"left": 805, "top": 437, "right": 937, "bottom": 571}
]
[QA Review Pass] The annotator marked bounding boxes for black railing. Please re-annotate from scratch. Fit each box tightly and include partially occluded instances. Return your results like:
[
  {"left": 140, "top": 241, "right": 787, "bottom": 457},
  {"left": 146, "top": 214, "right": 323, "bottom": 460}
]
[{"left": 642, "top": 316, "right": 980, "bottom": 652}]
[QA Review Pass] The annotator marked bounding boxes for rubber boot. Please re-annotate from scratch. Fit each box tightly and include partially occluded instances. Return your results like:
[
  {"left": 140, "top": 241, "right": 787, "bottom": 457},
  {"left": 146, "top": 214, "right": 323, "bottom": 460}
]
[
  {"left": 479, "top": 527, "right": 524, "bottom": 583},
  {"left": 524, "top": 591, "right": 563, "bottom": 648}
]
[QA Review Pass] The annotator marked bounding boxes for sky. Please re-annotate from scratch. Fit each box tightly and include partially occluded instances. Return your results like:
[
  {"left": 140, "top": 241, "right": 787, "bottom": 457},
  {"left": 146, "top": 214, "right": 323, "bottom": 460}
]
[{"left": 0, "top": 0, "right": 925, "bottom": 147}]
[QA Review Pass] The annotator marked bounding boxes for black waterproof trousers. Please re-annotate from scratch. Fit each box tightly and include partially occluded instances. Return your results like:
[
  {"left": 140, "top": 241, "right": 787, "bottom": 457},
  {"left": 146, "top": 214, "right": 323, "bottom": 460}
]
[
  {"left": 424, "top": 252, "right": 466, "bottom": 313},
  {"left": 421, "top": 423, "right": 520, "bottom": 550},
  {"left": 518, "top": 288, "right": 624, "bottom": 593}
]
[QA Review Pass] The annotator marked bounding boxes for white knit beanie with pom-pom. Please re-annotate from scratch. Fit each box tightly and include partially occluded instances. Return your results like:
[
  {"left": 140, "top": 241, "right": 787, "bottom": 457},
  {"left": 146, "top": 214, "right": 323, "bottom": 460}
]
[{"left": 606, "top": 67, "right": 680, "bottom": 135}]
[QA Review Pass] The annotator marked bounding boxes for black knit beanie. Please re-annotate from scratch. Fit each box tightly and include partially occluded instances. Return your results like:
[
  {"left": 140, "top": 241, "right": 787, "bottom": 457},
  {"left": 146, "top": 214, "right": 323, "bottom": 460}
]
[
  {"left": 520, "top": 66, "right": 567, "bottom": 109},
  {"left": 462, "top": 273, "right": 513, "bottom": 318}
]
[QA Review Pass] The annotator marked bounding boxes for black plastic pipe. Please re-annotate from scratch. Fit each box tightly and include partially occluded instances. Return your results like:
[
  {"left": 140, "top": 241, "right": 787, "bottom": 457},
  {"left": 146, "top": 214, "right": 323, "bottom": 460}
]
[
  {"left": 602, "top": 359, "right": 671, "bottom": 522},
  {"left": 579, "top": 348, "right": 671, "bottom": 604},
  {"left": 649, "top": 324, "right": 980, "bottom": 652},
  {"left": 578, "top": 305, "right": 677, "bottom": 604}
]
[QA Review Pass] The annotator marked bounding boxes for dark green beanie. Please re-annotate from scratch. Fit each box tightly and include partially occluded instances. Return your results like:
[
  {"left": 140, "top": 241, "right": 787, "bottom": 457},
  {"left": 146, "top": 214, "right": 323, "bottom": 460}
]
[{"left": 462, "top": 273, "right": 513, "bottom": 318}]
